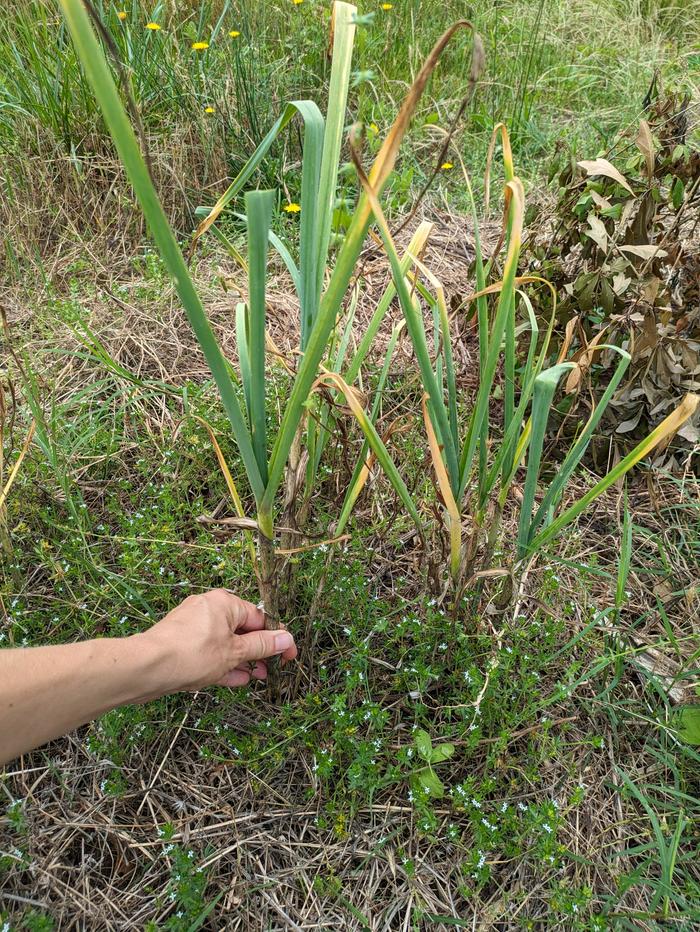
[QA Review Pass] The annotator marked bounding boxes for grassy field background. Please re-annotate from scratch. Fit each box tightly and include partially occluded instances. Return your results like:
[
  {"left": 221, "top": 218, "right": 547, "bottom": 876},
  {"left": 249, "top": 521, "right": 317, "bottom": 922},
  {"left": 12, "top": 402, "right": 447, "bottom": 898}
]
[
  {"left": 2, "top": 0, "right": 698, "bottom": 262},
  {"left": 1, "top": 1, "right": 700, "bottom": 929}
]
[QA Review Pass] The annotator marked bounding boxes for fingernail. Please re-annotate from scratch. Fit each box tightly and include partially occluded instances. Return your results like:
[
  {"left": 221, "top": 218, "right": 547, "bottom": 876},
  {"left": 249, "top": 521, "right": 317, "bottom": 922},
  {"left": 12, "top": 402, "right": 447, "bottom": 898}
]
[{"left": 274, "top": 631, "right": 294, "bottom": 651}]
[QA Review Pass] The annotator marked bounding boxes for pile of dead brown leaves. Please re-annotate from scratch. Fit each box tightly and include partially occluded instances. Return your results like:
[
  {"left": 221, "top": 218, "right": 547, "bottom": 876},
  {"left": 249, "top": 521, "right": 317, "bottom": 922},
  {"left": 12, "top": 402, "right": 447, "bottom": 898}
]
[{"left": 526, "top": 92, "right": 699, "bottom": 467}]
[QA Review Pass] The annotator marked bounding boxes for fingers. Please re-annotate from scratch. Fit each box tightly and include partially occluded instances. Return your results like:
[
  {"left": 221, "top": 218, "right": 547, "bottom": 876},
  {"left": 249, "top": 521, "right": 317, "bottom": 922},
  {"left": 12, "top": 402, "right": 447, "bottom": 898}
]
[
  {"left": 217, "top": 661, "right": 268, "bottom": 688},
  {"left": 217, "top": 668, "right": 252, "bottom": 688},
  {"left": 234, "top": 628, "right": 297, "bottom": 664},
  {"left": 203, "top": 589, "right": 264, "bottom": 633},
  {"left": 243, "top": 660, "right": 268, "bottom": 680}
]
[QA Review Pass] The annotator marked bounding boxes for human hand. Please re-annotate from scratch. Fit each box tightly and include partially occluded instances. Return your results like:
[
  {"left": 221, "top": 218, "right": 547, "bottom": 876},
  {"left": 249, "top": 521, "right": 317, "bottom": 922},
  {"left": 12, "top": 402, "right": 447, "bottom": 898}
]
[{"left": 138, "top": 589, "right": 297, "bottom": 696}]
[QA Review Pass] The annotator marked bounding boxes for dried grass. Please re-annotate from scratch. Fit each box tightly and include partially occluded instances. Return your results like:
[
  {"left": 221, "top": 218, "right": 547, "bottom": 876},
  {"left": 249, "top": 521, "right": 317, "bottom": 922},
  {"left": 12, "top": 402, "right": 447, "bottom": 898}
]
[{"left": 2, "top": 212, "right": 698, "bottom": 929}]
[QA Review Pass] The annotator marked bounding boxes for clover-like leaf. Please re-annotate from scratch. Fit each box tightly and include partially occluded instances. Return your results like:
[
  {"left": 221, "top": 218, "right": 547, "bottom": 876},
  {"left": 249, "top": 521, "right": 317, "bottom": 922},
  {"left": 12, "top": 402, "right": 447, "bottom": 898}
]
[
  {"left": 417, "top": 768, "right": 445, "bottom": 798},
  {"left": 676, "top": 706, "right": 700, "bottom": 745},
  {"left": 414, "top": 729, "right": 433, "bottom": 762},
  {"left": 430, "top": 742, "right": 456, "bottom": 764}
]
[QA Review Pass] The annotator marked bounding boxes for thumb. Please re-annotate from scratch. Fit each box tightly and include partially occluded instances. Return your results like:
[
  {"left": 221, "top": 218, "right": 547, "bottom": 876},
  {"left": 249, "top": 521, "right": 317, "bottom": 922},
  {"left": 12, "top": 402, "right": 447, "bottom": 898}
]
[{"left": 234, "top": 628, "right": 296, "bottom": 664}]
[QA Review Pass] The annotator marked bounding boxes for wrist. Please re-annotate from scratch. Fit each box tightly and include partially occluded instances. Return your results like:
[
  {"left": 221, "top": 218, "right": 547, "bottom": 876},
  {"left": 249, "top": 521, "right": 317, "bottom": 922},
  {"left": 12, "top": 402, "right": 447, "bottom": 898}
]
[{"left": 125, "top": 630, "right": 179, "bottom": 701}]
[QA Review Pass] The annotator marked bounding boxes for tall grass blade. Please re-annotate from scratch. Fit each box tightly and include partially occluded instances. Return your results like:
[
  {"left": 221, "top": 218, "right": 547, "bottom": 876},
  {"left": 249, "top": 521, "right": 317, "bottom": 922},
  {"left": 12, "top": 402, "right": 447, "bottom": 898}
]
[
  {"left": 345, "top": 222, "right": 433, "bottom": 386},
  {"left": 458, "top": 178, "right": 525, "bottom": 499},
  {"left": 412, "top": 256, "right": 458, "bottom": 452},
  {"left": 335, "top": 323, "right": 404, "bottom": 535},
  {"left": 478, "top": 278, "right": 558, "bottom": 511},
  {"left": 262, "top": 22, "right": 472, "bottom": 517},
  {"left": 314, "top": 2, "right": 357, "bottom": 303},
  {"left": 351, "top": 154, "right": 460, "bottom": 491},
  {"left": 529, "top": 394, "right": 699, "bottom": 554},
  {"left": 245, "top": 190, "right": 275, "bottom": 484},
  {"left": 0, "top": 421, "right": 36, "bottom": 512},
  {"left": 293, "top": 101, "right": 325, "bottom": 349},
  {"left": 59, "top": 0, "right": 264, "bottom": 502},
  {"left": 516, "top": 363, "right": 574, "bottom": 558},
  {"left": 191, "top": 102, "right": 318, "bottom": 248},
  {"left": 235, "top": 301, "right": 252, "bottom": 422},
  {"left": 530, "top": 345, "right": 631, "bottom": 534},
  {"left": 422, "top": 394, "right": 461, "bottom": 579},
  {"left": 317, "top": 373, "right": 424, "bottom": 534}
]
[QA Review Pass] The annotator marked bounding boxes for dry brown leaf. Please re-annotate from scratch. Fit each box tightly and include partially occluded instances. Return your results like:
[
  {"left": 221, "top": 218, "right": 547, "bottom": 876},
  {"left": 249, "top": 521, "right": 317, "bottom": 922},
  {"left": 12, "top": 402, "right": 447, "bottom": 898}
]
[
  {"left": 612, "top": 272, "right": 632, "bottom": 295},
  {"left": 565, "top": 329, "right": 609, "bottom": 393},
  {"left": 585, "top": 213, "right": 609, "bottom": 251},
  {"left": 616, "top": 408, "right": 644, "bottom": 433},
  {"left": 636, "top": 120, "right": 655, "bottom": 179},
  {"left": 640, "top": 276, "right": 663, "bottom": 304},
  {"left": 632, "top": 644, "right": 693, "bottom": 704},
  {"left": 619, "top": 244, "right": 668, "bottom": 260},
  {"left": 556, "top": 315, "right": 579, "bottom": 364},
  {"left": 590, "top": 190, "right": 613, "bottom": 210},
  {"left": 578, "top": 157, "right": 635, "bottom": 195}
]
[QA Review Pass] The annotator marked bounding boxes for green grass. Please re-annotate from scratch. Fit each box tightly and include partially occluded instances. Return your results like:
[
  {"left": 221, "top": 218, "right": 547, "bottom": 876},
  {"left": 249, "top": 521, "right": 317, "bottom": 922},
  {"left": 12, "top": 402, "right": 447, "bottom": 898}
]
[{"left": 1, "top": 0, "right": 697, "bottom": 266}]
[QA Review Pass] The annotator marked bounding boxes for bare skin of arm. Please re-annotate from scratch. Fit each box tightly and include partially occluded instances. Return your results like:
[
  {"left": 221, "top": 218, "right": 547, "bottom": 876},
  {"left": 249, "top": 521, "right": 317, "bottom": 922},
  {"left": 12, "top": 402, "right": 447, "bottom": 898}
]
[{"left": 0, "top": 589, "right": 297, "bottom": 766}]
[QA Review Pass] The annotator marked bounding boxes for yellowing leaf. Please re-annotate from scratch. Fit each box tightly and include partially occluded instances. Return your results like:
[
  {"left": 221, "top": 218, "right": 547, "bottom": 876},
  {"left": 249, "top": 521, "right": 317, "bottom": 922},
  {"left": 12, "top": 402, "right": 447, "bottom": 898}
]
[
  {"left": 422, "top": 393, "right": 462, "bottom": 580},
  {"left": 0, "top": 421, "right": 36, "bottom": 511},
  {"left": 578, "top": 158, "right": 634, "bottom": 196}
]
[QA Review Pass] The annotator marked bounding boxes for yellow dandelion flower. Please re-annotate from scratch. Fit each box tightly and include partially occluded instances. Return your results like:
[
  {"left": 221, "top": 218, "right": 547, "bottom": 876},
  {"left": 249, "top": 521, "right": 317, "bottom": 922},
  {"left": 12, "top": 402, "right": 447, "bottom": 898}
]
[
  {"left": 117, "top": 11, "right": 127, "bottom": 21},
  {"left": 204, "top": 106, "right": 216, "bottom": 113},
  {"left": 229, "top": 30, "right": 241, "bottom": 37},
  {"left": 284, "top": 203, "right": 301, "bottom": 213},
  {"left": 292, "top": 0, "right": 304, "bottom": 5},
  {"left": 369, "top": 122, "right": 379, "bottom": 134},
  {"left": 192, "top": 41, "right": 209, "bottom": 50},
  {"left": 440, "top": 162, "right": 454, "bottom": 170},
  {"left": 381, "top": 3, "right": 393, "bottom": 9},
  {"left": 145, "top": 22, "right": 161, "bottom": 31}
]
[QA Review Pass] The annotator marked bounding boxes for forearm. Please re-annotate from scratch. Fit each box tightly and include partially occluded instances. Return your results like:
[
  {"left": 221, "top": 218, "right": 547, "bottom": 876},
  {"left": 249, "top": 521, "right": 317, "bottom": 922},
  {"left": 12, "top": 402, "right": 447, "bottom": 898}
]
[{"left": 0, "top": 634, "right": 168, "bottom": 765}]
